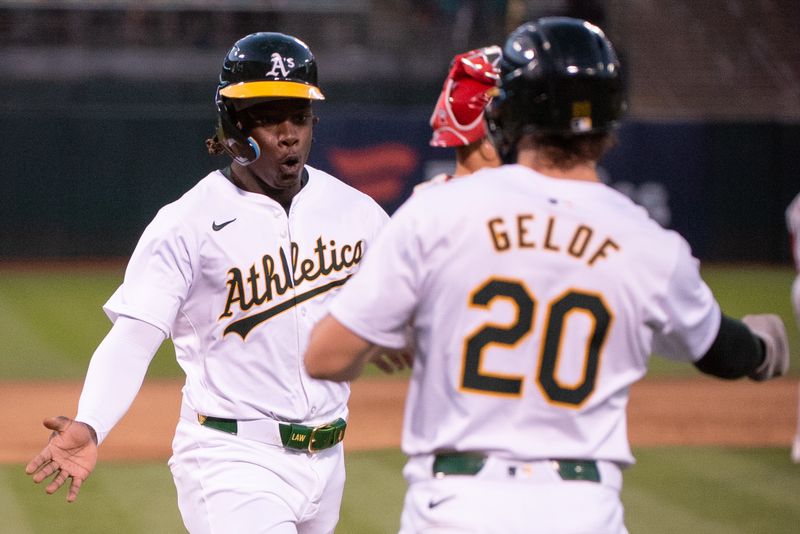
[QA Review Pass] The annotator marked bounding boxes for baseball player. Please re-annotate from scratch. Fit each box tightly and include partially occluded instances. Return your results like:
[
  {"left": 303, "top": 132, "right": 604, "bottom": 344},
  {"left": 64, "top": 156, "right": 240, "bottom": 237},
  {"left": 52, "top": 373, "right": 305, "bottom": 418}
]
[
  {"left": 416, "top": 45, "right": 502, "bottom": 192},
  {"left": 304, "top": 17, "right": 791, "bottom": 534},
  {"left": 26, "top": 32, "right": 389, "bottom": 534},
  {"left": 787, "top": 192, "right": 800, "bottom": 462}
]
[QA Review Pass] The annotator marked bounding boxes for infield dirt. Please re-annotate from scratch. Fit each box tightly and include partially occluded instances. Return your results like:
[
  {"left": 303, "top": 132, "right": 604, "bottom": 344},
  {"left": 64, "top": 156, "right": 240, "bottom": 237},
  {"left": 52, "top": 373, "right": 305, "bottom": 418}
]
[{"left": 2, "top": 377, "right": 797, "bottom": 463}]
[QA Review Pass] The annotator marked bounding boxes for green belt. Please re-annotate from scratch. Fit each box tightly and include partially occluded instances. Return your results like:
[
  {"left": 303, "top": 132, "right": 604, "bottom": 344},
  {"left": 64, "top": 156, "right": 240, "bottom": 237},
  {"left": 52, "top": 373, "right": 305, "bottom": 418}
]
[
  {"left": 197, "top": 415, "right": 237, "bottom": 434},
  {"left": 278, "top": 419, "right": 347, "bottom": 452},
  {"left": 432, "top": 453, "right": 600, "bottom": 483},
  {"left": 198, "top": 415, "right": 346, "bottom": 452}
]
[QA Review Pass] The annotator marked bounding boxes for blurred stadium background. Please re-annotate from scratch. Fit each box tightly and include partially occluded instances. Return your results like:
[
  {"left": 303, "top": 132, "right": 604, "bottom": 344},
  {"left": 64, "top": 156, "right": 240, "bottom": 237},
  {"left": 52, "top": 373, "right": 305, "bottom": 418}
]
[
  {"left": 1, "top": 2, "right": 799, "bottom": 533},
  {"left": 1, "top": 0, "right": 799, "bottom": 262}
]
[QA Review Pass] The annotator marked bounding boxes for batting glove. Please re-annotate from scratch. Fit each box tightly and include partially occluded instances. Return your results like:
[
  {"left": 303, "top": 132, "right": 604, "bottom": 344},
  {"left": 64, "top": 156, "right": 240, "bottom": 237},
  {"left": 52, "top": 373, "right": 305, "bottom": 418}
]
[{"left": 742, "top": 314, "right": 790, "bottom": 381}]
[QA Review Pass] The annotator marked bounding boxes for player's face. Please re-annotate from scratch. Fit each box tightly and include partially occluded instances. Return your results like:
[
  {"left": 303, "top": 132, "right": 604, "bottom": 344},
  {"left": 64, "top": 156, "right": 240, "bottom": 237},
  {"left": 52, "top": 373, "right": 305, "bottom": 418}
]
[{"left": 238, "top": 98, "right": 316, "bottom": 191}]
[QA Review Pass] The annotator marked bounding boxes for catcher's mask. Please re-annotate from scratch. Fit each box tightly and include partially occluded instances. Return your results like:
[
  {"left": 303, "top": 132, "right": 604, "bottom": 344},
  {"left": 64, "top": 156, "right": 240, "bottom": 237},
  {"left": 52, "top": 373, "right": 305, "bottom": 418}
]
[
  {"left": 429, "top": 46, "right": 502, "bottom": 147},
  {"left": 213, "top": 32, "right": 324, "bottom": 166},
  {"left": 486, "top": 17, "right": 626, "bottom": 163}
]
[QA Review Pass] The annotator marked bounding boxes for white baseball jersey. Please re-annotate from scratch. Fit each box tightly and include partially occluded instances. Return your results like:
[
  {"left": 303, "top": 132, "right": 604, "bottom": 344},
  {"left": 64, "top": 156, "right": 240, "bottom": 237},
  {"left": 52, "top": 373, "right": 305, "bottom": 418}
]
[
  {"left": 787, "top": 192, "right": 800, "bottom": 337},
  {"left": 413, "top": 172, "right": 454, "bottom": 194},
  {"left": 330, "top": 164, "right": 720, "bottom": 466},
  {"left": 787, "top": 192, "right": 800, "bottom": 272},
  {"left": 104, "top": 166, "right": 388, "bottom": 425}
]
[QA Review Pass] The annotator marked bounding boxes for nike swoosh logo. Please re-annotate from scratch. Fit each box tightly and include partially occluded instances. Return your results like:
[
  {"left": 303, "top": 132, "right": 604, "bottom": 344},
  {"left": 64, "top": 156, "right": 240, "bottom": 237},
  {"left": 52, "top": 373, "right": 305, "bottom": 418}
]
[
  {"left": 428, "top": 495, "right": 456, "bottom": 509},
  {"left": 212, "top": 218, "right": 237, "bottom": 231}
]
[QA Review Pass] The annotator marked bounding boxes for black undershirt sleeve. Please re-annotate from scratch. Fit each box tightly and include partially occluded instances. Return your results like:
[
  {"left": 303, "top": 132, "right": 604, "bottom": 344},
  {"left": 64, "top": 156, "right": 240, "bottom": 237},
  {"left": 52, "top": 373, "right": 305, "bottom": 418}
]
[{"left": 693, "top": 312, "right": 765, "bottom": 379}]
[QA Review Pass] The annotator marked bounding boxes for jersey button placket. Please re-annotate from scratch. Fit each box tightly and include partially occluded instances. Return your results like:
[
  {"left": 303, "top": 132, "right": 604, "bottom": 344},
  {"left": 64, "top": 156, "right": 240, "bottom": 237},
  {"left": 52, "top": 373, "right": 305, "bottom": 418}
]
[{"left": 274, "top": 208, "right": 289, "bottom": 247}]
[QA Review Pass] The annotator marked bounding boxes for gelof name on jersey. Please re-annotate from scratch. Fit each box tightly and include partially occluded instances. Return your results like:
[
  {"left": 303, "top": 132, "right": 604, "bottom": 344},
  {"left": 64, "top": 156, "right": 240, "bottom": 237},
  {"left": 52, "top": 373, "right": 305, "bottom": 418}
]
[{"left": 487, "top": 213, "right": 620, "bottom": 267}]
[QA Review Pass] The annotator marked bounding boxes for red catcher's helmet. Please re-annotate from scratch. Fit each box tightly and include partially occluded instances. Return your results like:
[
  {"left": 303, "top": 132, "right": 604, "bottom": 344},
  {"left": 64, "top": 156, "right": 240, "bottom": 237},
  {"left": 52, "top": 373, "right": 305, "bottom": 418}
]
[{"left": 429, "top": 46, "right": 502, "bottom": 147}]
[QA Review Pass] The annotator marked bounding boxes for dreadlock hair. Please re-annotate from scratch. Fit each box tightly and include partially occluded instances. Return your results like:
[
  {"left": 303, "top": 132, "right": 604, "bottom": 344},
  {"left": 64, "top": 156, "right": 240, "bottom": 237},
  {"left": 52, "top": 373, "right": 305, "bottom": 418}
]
[{"left": 206, "top": 136, "right": 225, "bottom": 156}]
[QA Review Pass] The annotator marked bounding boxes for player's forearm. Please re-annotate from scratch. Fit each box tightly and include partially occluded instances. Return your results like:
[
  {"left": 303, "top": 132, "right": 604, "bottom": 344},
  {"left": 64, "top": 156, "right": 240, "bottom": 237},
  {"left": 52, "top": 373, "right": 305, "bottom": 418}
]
[
  {"left": 76, "top": 316, "right": 165, "bottom": 444},
  {"left": 693, "top": 312, "right": 769, "bottom": 379},
  {"left": 305, "top": 314, "right": 377, "bottom": 382}
]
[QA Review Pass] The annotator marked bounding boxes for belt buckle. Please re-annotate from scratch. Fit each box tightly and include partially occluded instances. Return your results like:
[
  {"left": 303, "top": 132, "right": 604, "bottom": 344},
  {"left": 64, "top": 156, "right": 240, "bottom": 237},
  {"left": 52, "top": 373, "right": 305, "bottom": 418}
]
[{"left": 308, "top": 423, "right": 331, "bottom": 452}]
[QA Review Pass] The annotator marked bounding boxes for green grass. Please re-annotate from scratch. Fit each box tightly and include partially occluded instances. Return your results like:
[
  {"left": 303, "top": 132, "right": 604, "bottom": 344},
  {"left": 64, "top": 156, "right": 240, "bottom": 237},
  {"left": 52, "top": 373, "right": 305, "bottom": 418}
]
[
  {"left": 623, "top": 447, "right": 800, "bottom": 534},
  {"left": 339, "top": 449, "right": 407, "bottom": 532},
  {"left": 0, "top": 461, "right": 185, "bottom": 534},
  {"left": 0, "top": 263, "right": 796, "bottom": 380},
  {"left": 2, "top": 448, "right": 798, "bottom": 533},
  {"left": 0, "top": 266, "right": 179, "bottom": 379}
]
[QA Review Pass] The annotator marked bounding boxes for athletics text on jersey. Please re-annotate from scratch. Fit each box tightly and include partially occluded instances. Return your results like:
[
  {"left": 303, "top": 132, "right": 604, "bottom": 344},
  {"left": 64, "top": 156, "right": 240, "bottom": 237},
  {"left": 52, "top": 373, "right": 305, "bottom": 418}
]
[{"left": 219, "top": 237, "right": 363, "bottom": 338}]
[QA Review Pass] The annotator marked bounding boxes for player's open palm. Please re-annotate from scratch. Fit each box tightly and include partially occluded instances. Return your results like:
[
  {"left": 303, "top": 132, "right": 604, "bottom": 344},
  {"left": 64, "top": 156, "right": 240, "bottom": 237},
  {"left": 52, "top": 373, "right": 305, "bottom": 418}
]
[{"left": 25, "top": 416, "right": 98, "bottom": 502}]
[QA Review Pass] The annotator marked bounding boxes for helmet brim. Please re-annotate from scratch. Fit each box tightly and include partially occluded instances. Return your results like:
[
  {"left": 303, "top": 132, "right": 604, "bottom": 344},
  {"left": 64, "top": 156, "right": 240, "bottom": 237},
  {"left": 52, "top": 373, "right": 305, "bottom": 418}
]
[{"left": 220, "top": 81, "right": 325, "bottom": 100}]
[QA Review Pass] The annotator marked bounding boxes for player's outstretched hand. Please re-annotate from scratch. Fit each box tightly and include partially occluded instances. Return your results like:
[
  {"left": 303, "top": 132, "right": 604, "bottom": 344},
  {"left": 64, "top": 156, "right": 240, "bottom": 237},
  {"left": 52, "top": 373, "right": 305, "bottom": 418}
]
[
  {"left": 25, "top": 416, "right": 98, "bottom": 503},
  {"left": 743, "top": 314, "right": 790, "bottom": 381},
  {"left": 371, "top": 350, "right": 413, "bottom": 374}
]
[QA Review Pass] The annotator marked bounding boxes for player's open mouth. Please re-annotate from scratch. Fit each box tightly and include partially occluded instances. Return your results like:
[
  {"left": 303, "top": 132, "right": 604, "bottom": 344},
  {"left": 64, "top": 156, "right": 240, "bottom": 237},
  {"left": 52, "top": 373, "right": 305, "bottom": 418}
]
[{"left": 280, "top": 155, "right": 301, "bottom": 171}]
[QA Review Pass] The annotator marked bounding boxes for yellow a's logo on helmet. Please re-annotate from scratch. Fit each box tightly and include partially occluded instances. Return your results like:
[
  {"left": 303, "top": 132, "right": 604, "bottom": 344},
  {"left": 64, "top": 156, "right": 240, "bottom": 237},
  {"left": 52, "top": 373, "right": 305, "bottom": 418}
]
[
  {"left": 571, "top": 100, "right": 593, "bottom": 133},
  {"left": 266, "top": 53, "right": 296, "bottom": 78}
]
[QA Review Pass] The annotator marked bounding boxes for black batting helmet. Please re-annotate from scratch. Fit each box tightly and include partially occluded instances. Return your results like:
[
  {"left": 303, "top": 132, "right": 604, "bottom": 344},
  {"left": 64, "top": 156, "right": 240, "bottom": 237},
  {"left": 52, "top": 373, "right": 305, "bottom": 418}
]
[
  {"left": 212, "top": 32, "right": 324, "bottom": 165},
  {"left": 486, "top": 17, "right": 626, "bottom": 162}
]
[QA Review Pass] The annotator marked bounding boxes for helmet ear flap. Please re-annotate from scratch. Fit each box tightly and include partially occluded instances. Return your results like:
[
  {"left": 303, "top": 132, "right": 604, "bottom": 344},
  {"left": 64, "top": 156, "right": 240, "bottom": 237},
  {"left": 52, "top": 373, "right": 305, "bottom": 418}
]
[
  {"left": 485, "top": 96, "right": 518, "bottom": 164},
  {"left": 214, "top": 89, "right": 261, "bottom": 166}
]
